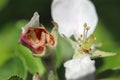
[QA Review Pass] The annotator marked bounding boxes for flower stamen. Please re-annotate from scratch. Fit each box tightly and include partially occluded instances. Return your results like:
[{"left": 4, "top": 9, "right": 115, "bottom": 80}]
[{"left": 83, "top": 23, "right": 90, "bottom": 41}]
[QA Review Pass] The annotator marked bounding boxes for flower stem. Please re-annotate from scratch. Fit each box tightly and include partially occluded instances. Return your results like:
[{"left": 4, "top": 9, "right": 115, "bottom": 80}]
[
  {"left": 48, "top": 69, "right": 58, "bottom": 80},
  {"left": 41, "top": 53, "right": 58, "bottom": 80}
]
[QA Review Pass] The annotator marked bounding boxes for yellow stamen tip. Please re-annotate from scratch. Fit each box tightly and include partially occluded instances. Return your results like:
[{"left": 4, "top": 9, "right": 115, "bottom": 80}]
[
  {"left": 86, "top": 26, "right": 90, "bottom": 30},
  {"left": 84, "top": 22, "right": 87, "bottom": 28}
]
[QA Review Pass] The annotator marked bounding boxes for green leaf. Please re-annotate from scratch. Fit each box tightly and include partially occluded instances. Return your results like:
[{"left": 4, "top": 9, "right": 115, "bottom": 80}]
[
  {"left": 94, "top": 21, "right": 116, "bottom": 51},
  {"left": 56, "top": 34, "right": 74, "bottom": 68},
  {"left": 0, "top": 57, "right": 27, "bottom": 80},
  {"left": 94, "top": 21, "right": 120, "bottom": 73},
  {"left": 17, "top": 44, "right": 45, "bottom": 77},
  {"left": 100, "top": 78, "right": 120, "bottom": 80},
  {"left": 8, "top": 75, "right": 23, "bottom": 80},
  {"left": 91, "top": 50, "right": 116, "bottom": 58},
  {"left": 0, "top": 21, "right": 27, "bottom": 66},
  {"left": 0, "top": 23, "right": 19, "bottom": 66},
  {"left": 0, "top": 0, "right": 8, "bottom": 10},
  {"left": 96, "top": 53, "right": 120, "bottom": 73}
]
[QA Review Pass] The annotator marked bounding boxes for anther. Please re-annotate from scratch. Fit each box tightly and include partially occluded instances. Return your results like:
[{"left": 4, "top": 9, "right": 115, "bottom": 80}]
[
  {"left": 86, "top": 26, "right": 90, "bottom": 30},
  {"left": 78, "top": 34, "right": 83, "bottom": 41},
  {"left": 84, "top": 22, "right": 87, "bottom": 28}
]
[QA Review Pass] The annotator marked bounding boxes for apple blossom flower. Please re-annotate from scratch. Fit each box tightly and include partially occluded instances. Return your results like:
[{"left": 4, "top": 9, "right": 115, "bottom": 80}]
[
  {"left": 64, "top": 54, "right": 95, "bottom": 80},
  {"left": 51, "top": 0, "right": 98, "bottom": 39},
  {"left": 19, "top": 12, "right": 57, "bottom": 57},
  {"left": 63, "top": 23, "right": 96, "bottom": 80}
]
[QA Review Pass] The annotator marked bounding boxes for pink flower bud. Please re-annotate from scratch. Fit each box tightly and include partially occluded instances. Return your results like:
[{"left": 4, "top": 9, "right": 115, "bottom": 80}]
[
  {"left": 19, "top": 12, "right": 56, "bottom": 56},
  {"left": 20, "top": 27, "right": 55, "bottom": 55}
]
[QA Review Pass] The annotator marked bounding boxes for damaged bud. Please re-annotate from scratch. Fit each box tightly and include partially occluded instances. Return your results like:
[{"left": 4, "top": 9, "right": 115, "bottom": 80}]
[{"left": 19, "top": 12, "right": 58, "bottom": 57}]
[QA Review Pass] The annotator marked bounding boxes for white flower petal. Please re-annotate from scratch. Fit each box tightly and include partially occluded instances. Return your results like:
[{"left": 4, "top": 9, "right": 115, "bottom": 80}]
[
  {"left": 22, "top": 12, "right": 40, "bottom": 33},
  {"left": 51, "top": 0, "right": 98, "bottom": 39},
  {"left": 64, "top": 54, "right": 95, "bottom": 80}
]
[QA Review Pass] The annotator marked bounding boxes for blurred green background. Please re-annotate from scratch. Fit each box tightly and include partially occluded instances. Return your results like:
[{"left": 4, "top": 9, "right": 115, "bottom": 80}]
[{"left": 0, "top": 0, "right": 120, "bottom": 80}]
